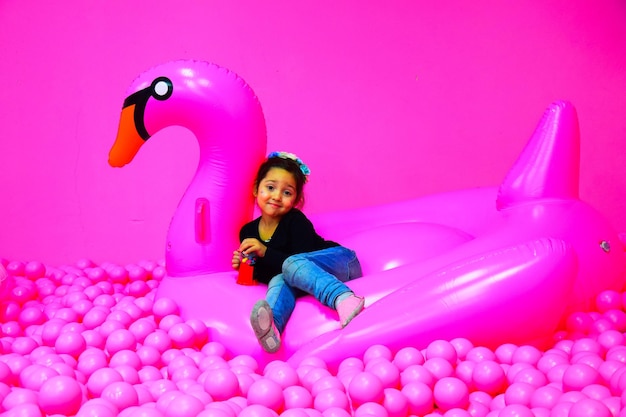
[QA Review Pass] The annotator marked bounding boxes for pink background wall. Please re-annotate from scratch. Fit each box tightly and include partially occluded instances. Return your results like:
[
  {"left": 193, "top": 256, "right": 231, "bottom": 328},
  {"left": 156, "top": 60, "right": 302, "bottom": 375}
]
[{"left": 1, "top": 1, "right": 625, "bottom": 266}]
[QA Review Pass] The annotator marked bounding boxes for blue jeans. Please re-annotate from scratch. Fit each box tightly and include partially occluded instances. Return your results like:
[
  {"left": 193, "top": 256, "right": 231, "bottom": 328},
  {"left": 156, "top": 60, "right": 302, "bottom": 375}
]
[{"left": 266, "top": 246, "right": 362, "bottom": 334}]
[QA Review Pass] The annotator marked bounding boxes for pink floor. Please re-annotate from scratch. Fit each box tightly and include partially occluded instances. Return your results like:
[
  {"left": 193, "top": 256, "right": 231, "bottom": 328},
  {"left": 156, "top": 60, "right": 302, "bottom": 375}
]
[{"left": 0, "top": 258, "right": 625, "bottom": 417}]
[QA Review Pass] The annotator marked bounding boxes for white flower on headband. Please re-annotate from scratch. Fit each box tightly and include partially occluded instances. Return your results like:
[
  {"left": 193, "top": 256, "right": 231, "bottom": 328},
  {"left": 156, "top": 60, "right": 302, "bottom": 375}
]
[{"left": 268, "top": 151, "right": 311, "bottom": 177}]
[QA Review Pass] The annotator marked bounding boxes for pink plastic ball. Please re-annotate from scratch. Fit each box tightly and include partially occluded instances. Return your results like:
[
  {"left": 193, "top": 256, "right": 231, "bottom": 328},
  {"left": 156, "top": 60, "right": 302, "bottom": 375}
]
[
  {"left": 504, "top": 382, "right": 536, "bottom": 406},
  {"left": 237, "top": 404, "right": 281, "bottom": 417},
  {"left": 24, "top": 261, "right": 46, "bottom": 279},
  {"left": 167, "top": 354, "right": 195, "bottom": 374},
  {"left": 597, "top": 330, "right": 625, "bottom": 351},
  {"left": 94, "top": 293, "right": 116, "bottom": 308},
  {"left": 607, "top": 346, "right": 626, "bottom": 363},
  {"left": 382, "top": 387, "right": 410, "bottom": 417},
  {"left": 108, "top": 265, "right": 129, "bottom": 284},
  {"left": 83, "top": 307, "right": 109, "bottom": 329},
  {"left": 562, "top": 363, "right": 600, "bottom": 391},
  {"left": 107, "top": 309, "right": 134, "bottom": 327},
  {"left": 581, "top": 384, "right": 611, "bottom": 400},
  {"left": 338, "top": 357, "right": 365, "bottom": 374},
  {"left": 400, "top": 382, "right": 435, "bottom": 416},
  {"left": 498, "top": 404, "right": 534, "bottom": 417},
  {"left": 566, "top": 312, "right": 594, "bottom": 334},
  {"left": 2, "top": 321, "right": 23, "bottom": 337},
  {"left": 168, "top": 323, "right": 195, "bottom": 348},
  {"left": 54, "top": 331, "right": 87, "bottom": 358},
  {"left": 38, "top": 375, "right": 83, "bottom": 415},
  {"left": 98, "top": 319, "right": 125, "bottom": 338},
  {"left": 365, "top": 358, "right": 400, "bottom": 389},
  {"left": 3, "top": 387, "right": 39, "bottom": 409},
  {"left": 465, "top": 346, "right": 496, "bottom": 363},
  {"left": 11, "top": 336, "right": 39, "bottom": 355},
  {"left": 511, "top": 367, "right": 548, "bottom": 388},
  {"left": 537, "top": 352, "right": 569, "bottom": 374},
  {"left": 105, "top": 329, "right": 137, "bottom": 355},
  {"left": 472, "top": 360, "right": 506, "bottom": 395},
  {"left": 52, "top": 307, "right": 79, "bottom": 322},
  {"left": 85, "top": 266, "right": 107, "bottom": 282},
  {"left": 392, "top": 347, "right": 425, "bottom": 371},
  {"left": 109, "top": 349, "right": 142, "bottom": 370},
  {"left": 0, "top": 301, "right": 21, "bottom": 322},
  {"left": 82, "top": 329, "right": 106, "bottom": 349},
  {"left": 511, "top": 346, "right": 541, "bottom": 366},
  {"left": 87, "top": 368, "right": 123, "bottom": 397},
  {"left": 152, "top": 297, "right": 180, "bottom": 321},
  {"left": 571, "top": 338, "right": 603, "bottom": 357},
  {"left": 604, "top": 309, "right": 626, "bottom": 331},
  {"left": 596, "top": 290, "right": 622, "bottom": 313},
  {"left": 363, "top": 345, "right": 393, "bottom": 364},
  {"left": 143, "top": 330, "right": 172, "bottom": 353},
  {"left": 159, "top": 314, "right": 184, "bottom": 331},
  {"left": 127, "top": 280, "right": 150, "bottom": 297},
  {"left": 203, "top": 368, "right": 241, "bottom": 401},
  {"left": 283, "top": 385, "right": 313, "bottom": 409},
  {"left": 138, "top": 366, "right": 162, "bottom": 384},
  {"left": 529, "top": 384, "right": 562, "bottom": 409},
  {"left": 310, "top": 375, "right": 344, "bottom": 397},
  {"left": 444, "top": 408, "right": 472, "bottom": 417},
  {"left": 199, "top": 342, "right": 225, "bottom": 358},
  {"left": 76, "top": 349, "right": 107, "bottom": 377},
  {"left": 569, "top": 398, "right": 612, "bottom": 417},
  {"left": 314, "top": 388, "right": 350, "bottom": 412},
  {"left": 426, "top": 340, "right": 458, "bottom": 363},
  {"left": 300, "top": 366, "right": 331, "bottom": 392},
  {"left": 264, "top": 362, "right": 300, "bottom": 389},
  {"left": 433, "top": 377, "right": 469, "bottom": 412},
  {"left": 354, "top": 401, "right": 388, "bottom": 417},
  {"left": 129, "top": 318, "right": 157, "bottom": 344},
  {"left": 450, "top": 338, "right": 474, "bottom": 361},
  {"left": 137, "top": 346, "right": 162, "bottom": 368},
  {"left": 454, "top": 361, "right": 475, "bottom": 386},
  {"left": 114, "top": 365, "right": 140, "bottom": 385},
  {"left": 467, "top": 400, "right": 490, "bottom": 417},
  {"left": 185, "top": 319, "right": 209, "bottom": 347},
  {"left": 18, "top": 306, "right": 46, "bottom": 327},
  {"left": 163, "top": 393, "right": 205, "bottom": 417},
  {"left": 71, "top": 299, "right": 94, "bottom": 318},
  {"left": 20, "top": 363, "right": 59, "bottom": 390},
  {"left": 101, "top": 381, "right": 139, "bottom": 410},
  {"left": 127, "top": 265, "right": 148, "bottom": 282},
  {"left": 246, "top": 378, "right": 284, "bottom": 412},
  {"left": 347, "top": 371, "right": 385, "bottom": 407},
  {"left": 506, "top": 363, "right": 532, "bottom": 384},
  {"left": 400, "top": 364, "right": 435, "bottom": 387},
  {"left": 423, "top": 357, "right": 454, "bottom": 380}
]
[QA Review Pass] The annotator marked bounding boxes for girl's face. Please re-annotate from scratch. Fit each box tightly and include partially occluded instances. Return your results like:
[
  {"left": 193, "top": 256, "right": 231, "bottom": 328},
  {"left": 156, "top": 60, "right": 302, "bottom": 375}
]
[{"left": 255, "top": 167, "right": 298, "bottom": 220}]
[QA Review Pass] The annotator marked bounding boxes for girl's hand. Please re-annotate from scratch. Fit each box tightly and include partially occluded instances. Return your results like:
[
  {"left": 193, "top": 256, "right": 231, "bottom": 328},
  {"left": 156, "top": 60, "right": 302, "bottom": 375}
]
[
  {"left": 239, "top": 238, "right": 267, "bottom": 258},
  {"left": 231, "top": 250, "right": 241, "bottom": 270}
]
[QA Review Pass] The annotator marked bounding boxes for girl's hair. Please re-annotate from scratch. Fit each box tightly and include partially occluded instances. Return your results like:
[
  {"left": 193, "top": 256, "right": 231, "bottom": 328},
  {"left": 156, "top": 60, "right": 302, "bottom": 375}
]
[{"left": 254, "top": 155, "right": 308, "bottom": 207}]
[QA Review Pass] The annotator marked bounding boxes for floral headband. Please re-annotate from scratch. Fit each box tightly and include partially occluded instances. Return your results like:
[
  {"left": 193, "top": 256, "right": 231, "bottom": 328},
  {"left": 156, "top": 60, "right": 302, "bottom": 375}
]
[{"left": 268, "top": 151, "right": 311, "bottom": 179}]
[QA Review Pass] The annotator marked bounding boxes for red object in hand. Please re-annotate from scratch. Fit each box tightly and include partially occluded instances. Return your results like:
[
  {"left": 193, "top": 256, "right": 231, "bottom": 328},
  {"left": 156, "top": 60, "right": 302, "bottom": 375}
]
[{"left": 236, "top": 256, "right": 257, "bottom": 285}]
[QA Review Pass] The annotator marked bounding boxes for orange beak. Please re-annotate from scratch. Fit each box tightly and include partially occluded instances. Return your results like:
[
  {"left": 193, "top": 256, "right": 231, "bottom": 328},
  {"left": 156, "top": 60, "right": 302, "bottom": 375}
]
[{"left": 108, "top": 104, "right": 146, "bottom": 167}]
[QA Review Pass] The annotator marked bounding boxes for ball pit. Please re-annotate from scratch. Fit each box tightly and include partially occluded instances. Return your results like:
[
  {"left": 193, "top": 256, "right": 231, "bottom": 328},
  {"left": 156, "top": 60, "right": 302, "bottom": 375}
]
[{"left": 0, "top": 260, "right": 626, "bottom": 416}]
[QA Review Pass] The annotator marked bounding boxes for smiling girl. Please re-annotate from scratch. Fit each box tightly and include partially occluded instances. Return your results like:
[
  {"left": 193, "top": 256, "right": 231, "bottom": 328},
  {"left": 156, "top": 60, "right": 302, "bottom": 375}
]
[{"left": 232, "top": 152, "right": 365, "bottom": 353}]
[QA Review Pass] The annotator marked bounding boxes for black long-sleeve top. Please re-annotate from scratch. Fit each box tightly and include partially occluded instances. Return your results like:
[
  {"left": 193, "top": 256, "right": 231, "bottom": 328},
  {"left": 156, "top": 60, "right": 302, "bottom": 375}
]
[{"left": 239, "top": 209, "right": 339, "bottom": 284}]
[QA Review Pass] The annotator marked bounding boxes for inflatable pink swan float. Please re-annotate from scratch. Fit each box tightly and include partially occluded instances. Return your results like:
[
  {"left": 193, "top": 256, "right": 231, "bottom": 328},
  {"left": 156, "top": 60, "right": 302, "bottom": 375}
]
[{"left": 109, "top": 60, "right": 626, "bottom": 369}]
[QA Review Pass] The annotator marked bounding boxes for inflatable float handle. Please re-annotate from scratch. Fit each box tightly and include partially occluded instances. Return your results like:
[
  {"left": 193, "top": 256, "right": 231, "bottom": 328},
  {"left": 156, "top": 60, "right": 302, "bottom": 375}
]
[{"left": 195, "top": 198, "right": 211, "bottom": 244}]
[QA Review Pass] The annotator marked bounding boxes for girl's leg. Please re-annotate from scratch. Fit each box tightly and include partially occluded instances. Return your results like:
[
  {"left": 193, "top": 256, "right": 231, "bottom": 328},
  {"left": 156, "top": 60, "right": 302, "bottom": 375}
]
[
  {"left": 282, "top": 246, "right": 362, "bottom": 310},
  {"left": 265, "top": 274, "right": 301, "bottom": 334},
  {"left": 250, "top": 274, "right": 301, "bottom": 353}
]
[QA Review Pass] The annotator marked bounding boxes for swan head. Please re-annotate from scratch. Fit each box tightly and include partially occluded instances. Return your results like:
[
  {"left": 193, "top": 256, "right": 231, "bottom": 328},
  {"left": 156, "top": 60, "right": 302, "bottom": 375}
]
[
  {"left": 108, "top": 60, "right": 266, "bottom": 168},
  {"left": 109, "top": 77, "right": 173, "bottom": 167}
]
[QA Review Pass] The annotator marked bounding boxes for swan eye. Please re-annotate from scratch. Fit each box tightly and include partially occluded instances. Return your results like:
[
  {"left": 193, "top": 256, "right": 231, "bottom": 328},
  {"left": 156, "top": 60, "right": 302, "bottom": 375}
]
[{"left": 151, "top": 77, "right": 173, "bottom": 101}]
